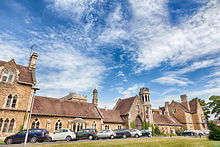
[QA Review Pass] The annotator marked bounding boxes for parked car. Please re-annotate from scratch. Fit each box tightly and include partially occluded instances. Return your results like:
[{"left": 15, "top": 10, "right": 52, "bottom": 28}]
[
  {"left": 129, "top": 129, "right": 142, "bottom": 138},
  {"left": 76, "top": 129, "right": 97, "bottom": 140},
  {"left": 48, "top": 129, "right": 76, "bottom": 142},
  {"left": 113, "top": 129, "right": 131, "bottom": 139},
  {"left": 97, "top": 129, "right": 116, "bottom": 139},
  {"left": 179, "top": 130, "right": 197, "bottom": 136},
  {"left": 141, "top": 130, "right": 152, "bottom": 137},
  {"left": 4, "top": 128, "right": 49, "bottom": 144},
  {"left": 204, "top": 130, "right": 210, "bottom": 135}
]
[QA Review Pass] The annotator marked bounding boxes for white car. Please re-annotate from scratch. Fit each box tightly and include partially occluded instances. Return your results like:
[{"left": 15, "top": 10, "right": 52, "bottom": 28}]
[
  {"left": 129, "top": 129, "right": 142, "bottom": 138},
  {"left": 48, "top": 129, "right": 76, "bottom": 142},
  {"left": 97, "top": 129, "right": 116, "bottom": 139}
]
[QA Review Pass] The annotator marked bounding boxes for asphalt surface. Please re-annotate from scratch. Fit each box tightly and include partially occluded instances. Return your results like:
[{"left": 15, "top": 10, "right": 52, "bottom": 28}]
[{"left": 0, "top": 136, "right": 174, "bottom": 147}]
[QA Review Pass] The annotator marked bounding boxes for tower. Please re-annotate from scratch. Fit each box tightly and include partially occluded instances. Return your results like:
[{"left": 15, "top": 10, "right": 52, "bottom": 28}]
[
  {"left": 28, "top": 52, "right": 38, "bottom": 71},
  {"left": 92, "top": 88, "right": 98, "bottom": 106},
  {"left": 139, "top": 88, "right": 153, "bottom": 124}
]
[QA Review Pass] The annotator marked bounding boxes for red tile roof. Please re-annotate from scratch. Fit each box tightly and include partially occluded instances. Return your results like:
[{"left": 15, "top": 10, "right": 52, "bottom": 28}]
[
  {"left": 0, "top": 60, "right": 33, "bottom": 84},
  {"left": 99, "top": 108, "right": 124, "bottom": 123},
  {"left": 153, "top": 113, "right": 183, "bottom": 126},
  {"left": 32, "top": 96, "right": 102, "bottom": 119},
  {"left": 114, "top": 97, "right": 136, "bottom": 115}
]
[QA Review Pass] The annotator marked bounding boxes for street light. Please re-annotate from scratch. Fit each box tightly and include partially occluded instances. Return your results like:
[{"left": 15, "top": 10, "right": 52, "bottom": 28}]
[{"left": 24, "top": 87, "right": 40, "bottom": 147}]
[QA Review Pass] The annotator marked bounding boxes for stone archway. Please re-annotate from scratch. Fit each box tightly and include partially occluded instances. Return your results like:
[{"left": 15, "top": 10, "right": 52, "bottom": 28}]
[{"left": 135, "top": 116, "right": 142, "bottom": 130}]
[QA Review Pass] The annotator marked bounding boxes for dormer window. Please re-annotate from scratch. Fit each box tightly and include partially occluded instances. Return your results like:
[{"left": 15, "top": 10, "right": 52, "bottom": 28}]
[
  {"left": 1, "top": 70, "right": 14, "bottom": 83},
  {"left": 8, "top": 72, "right": 14, "bottom": 83},
  {"left": 2, "top": 70, "right": 8, "bottom": 82}
]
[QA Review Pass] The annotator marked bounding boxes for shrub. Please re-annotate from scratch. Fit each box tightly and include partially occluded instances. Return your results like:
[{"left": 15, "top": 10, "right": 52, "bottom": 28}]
[
  {"left": 19, "top": 125, "right": 23, "bottom": 132},
  {"left": 142, "top": 121, "right": 146, "bottom": 130},
  {"left": 154, "top": 124, "right": 162, "bottom": 135},
  {"left": 175, "top": 127, "right": 184, "bottom": 135},
  {"left": 131, "top": 121, "right": 135, "bottom": 129},
  {"left": 208, "top": 120, "right": 220, "bottom": 141},
  {"left": 151, "top": 124, "right": 155, "bottom": 136}
]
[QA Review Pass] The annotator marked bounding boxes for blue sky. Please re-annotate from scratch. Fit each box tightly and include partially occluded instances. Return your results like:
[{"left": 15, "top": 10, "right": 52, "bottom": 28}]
[{"left": 0, "top": 0, "right": 219, "bottom": 109}]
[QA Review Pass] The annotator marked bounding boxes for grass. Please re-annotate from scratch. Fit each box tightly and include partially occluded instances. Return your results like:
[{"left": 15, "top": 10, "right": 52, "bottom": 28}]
[
  {"left": 30, "top": 137, "right": 220, "bottom": 147},
  {"left": 0, "top": 140, "right": 4, "bottom": 144}
]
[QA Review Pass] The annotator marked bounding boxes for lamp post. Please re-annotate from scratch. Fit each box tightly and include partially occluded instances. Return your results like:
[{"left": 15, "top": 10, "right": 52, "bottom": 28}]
[{"left": 24, "top": 87, "right": 39, "bottom": 147}]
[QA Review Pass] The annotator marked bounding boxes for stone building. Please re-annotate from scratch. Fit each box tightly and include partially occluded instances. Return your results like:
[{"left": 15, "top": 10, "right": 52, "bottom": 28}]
[{"left": 0, "top": 53, "right": 207, "bottom": 137}]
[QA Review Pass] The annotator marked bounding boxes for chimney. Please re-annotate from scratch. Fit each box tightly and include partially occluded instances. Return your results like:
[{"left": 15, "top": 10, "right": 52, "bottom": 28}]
[
  {"left": 164, "top": 101, "right": 169, "bottom": 116},
  {"left": 180, "top": 94, "right": 190, "bottom": 111},
  {"left": 28, "top": 52, "right": 38, "bottom": 71},
  {"left": 92, "top": 88, "right": 98, "bottom": 106}
]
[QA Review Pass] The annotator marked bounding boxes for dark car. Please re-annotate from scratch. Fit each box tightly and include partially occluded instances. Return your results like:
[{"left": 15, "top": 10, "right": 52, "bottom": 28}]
[
  {"left": 76, "top": 129, "right": 97, "bottom": 140},
  {"left": 113, "top": 129, "right": 131, "bottom": 138},
  {"left": 4, "top": 128, "right": 49, "bottom": 144},
  {"left": 179, "top": 131, "right": 197, "bottom": 136},
  {"left": 141, "top": 130, "right": 152, "bottom": 137}
]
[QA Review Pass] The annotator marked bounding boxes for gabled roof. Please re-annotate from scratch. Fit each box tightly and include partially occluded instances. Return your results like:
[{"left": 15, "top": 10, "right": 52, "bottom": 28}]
[
  {"left": 0, "top": 60, "right": 34, "bottom": 85},
  {"left": 99, "top": 109, "right": 124, "bottom": 123},
  {"left": 114, "top": 96, "right": 136, "bottom": 115},
  {"left": 32, "top": 96, "right": 102, "bottom": 119},
  {"left": 172, "top": 100, "right": 198, "bottom": 114},
  {"left": 153, "top": 113, "right": 183, "bottom": 126}
]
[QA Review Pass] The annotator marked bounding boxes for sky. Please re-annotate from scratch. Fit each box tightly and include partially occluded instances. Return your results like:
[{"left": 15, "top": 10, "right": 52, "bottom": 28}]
[{"left": 0, "top": 0, "right": 219, "bottom": 109}]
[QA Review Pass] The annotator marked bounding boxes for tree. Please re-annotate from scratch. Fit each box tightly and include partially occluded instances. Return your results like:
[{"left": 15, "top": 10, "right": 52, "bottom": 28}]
[
  {"left": 142, "top": 121, "right": 146, "bottom": 130},
  {"left": 131, "top": 121, "right": 135, "bottom": 129},
  {"left": 190, "top": 97, "right": 210, "bottom": 121},
  {"left": 154, "top": 124, "right": 162, "bottom": 135},
  {"left": 208, "top": 96, "right": 220, "bottom": 120},
  {"left": 208, "top": 120, "right": 220, "bottom": 141}
]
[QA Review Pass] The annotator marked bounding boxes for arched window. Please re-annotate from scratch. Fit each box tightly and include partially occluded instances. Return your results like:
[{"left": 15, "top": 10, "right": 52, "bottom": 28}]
[
  {"left": 81, "top": 124, "right": 83, "bottom": 130},
  {"left": 36, "top": 121, "right": 40, "bottom": 129},
  {"left": 31, "top": 121, "right": 35, "bottom": 129},
  {"left": 145, "top": 95, "right": 147, "bottom": 102},
  {"left": 77, "top": 123, "right": 80, "bottom": 132},
  {"left": 92, "top": 121, "right": 96, "bottom": 129},
  {"left": 2, "top": 118, "right": 9, "bottom": 133},
  {"left": 8, "top": 119, "right": 15, "bottom": 133},
  {"left": 73, "top": 123, "right": 76, "bottom": 132},
  {"left": 0, "top": 118, "right": 3, "bottom": 131},
  {"left": 2, "top": 70, "right": 8, "bottom": 82},
  {"left": 142, "top": 95, "right": 144, "bottom": 102},
  {"left": 11, "top": 95, "right": 18, "bottom": 108},
  {"left": 8, "top": 72, "right": 14, "bottom": 83},
  {"left": 6, "top": 94, "right": 12, "bottom": 108},
  {"left": 55, "top": 119, "right": 62, "bottom": 130},
  {"left": 31, "top": 118, "right": 40, "bottom": 129}
]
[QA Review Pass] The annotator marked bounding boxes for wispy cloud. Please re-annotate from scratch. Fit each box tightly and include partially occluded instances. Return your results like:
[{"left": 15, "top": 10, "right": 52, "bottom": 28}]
[{"left": 116, "top": 83, "right": 144, "bottom": 98}]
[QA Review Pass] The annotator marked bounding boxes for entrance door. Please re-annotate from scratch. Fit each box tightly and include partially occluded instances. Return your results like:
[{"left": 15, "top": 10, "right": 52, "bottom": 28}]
[{"left": 135, "top": 116, "right": 142, "bottom": 130}]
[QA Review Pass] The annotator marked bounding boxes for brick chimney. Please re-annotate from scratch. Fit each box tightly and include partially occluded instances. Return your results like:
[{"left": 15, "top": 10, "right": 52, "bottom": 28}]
[
  {"left": 180, "top": 94, "right": 190, "bottom": 111},
  {"left": 28, "top": 52, "right": 38, "bottom": 71},
  {"left": 164, "top": 101, "right": 170, "bottom": 116}
]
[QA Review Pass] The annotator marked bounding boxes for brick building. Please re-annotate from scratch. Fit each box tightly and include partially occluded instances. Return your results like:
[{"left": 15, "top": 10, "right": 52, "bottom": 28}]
[{"left": 0, "top": 53, "right": 207, "bottom": 137}]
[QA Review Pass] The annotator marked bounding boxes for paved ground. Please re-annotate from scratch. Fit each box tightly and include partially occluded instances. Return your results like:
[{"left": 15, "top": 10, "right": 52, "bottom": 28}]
[{"left": 0, "top": 136, "right": 177, "bottom": 147}]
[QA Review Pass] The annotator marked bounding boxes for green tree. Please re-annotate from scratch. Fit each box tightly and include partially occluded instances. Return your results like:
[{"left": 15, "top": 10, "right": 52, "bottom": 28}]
[
  {"left": 154, "top": 124, "right": 162, "bottom": 135},
  {"left": 146, "top": 121, "right": 150, "bottom": 130},
  {"left": 208, "top": 95, "right": 220, "bottom": 120},
  {"left": 131, "top": 121, "right": 135, "bottom": 129},
  {"left": 142, "top": 121, "right": 146, "bottom": 130},
  {"left": 151, "top": 124, "right": 155, "bottom": 136},
  {"left": 190, "top": 97, "right": 210, "bottom": 121},
  {"left": 208, "top": 120, "right": 220, "bottom": 141}
]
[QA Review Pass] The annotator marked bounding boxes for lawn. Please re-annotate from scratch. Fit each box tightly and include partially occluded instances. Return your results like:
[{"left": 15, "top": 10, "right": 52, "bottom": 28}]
[{"left": 30, "top": 137, "right": 220, "bottom": 147}]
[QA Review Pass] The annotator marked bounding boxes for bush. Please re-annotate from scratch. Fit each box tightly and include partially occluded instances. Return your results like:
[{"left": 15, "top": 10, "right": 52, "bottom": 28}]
[
  {"left": 146, "top": 121, "right": 150, "bottom": 130},
  {"left": 142, "top": 121, "right": 146, "bottom": 130},
  {"left": 19, "top": 125, "right": 23, "bottom": 132},
  {"left": 208, "top": 120, "right": 220, "bottom": 141},
  {"left": 175, "top": 127, "right": 184, "bottom": 135},
  {"left": 151, "top": 124, "right": 155, "bottom": 136},
  {"left": 154, "top": 124, "right": 162, "bottom": 135}
]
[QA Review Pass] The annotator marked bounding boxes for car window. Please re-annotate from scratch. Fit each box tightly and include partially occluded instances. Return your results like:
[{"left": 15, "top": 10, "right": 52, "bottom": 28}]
[
  {"left": 55, "top": 130, "right": 61, "bottom": 133},
  {"left": 18, "top": 130, "right": 27, "bottom": 134},
  {"left": 63, "top": 129, "right": 68, "bottom": 132},
  {"left": 77, "top": 130, "right": 83, "bottom": 133},
  {"left": 84, "top": 130, "right": 90, "bottom": 133},
  {"left": 69, "top": 129, "right": 73, "bottom": 132}
]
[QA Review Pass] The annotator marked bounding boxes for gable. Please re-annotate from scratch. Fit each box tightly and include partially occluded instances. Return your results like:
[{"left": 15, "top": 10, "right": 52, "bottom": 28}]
[{"left": 114, "top": 96, "right": 136, "bottom": 115}]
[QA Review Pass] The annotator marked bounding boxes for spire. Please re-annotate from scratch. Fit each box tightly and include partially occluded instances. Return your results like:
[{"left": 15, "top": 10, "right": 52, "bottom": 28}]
[
  {"left": 28, "top": 52, "right": 38, "bottom": 71},
  {"left": 92, "top": 88, "right": 98, "bottom": 106}
]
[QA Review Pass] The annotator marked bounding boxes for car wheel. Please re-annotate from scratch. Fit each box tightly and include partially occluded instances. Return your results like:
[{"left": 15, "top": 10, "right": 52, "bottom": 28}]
[
  {"left": 88, "top": 135, "right": 93, "bottom": 140},
  {"left": 48, "top": 137, "right": 52, "bottom": 142},
  {"left": 30, "top": 137, "right": 37, "bottom": 143},
  {"left": 122, "top": 134, "right": 127, "bottom": 139},
  {"left": 135, "top": 134, "right": 139, "bottom": 138},
  {"left": 110, "top": 135, "right": 114, "bottom": 139},
  {"left": 6, "top": 138, "right": 13, "bottom": 144},
  {"left": 66, "top": 136, "right": 72, "bottom": 142}
]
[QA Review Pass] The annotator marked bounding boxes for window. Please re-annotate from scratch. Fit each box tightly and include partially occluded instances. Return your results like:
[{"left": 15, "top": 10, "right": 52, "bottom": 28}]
[
  {"left": 73, "top": 123, "right": 76, "bottom": 132},
  {"left": 173, "top": 109, "right": 177, "bottom": 114},
  {"left": 0, "top": 118, "right": 3, "bottom": 131},
  {"left": 6, "top": 94, "right": 12, "bottom": 107},
  {"left": 2, "top": 70, "right": 8, "bottom": 82},
  {"left": 118, "top": 125, "right": 122, "bottom": 129},
  {"left": 8, "top": 119, "right": 15, "bottom": 133},
  {"left": 136, "top": 104, "right": 140, "bottom": 111},
  {"left": 11, "top": 95, "right": 17, "bottom": 108},
  {"left": 2, "top": 118, "right": 9, "bottom": 133},
  {"left": 55, "top": 119, "right": 62, "bottom": 130},
  {"left": 8, "top": 72, "right": 14, "bottom": 83},
  {"left": 31, "top": 118, "right": 40, "bottom": 129}
]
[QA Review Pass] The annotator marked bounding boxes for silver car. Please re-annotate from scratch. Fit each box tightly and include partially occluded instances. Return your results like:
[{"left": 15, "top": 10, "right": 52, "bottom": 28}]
[
  {"left": 97, "top": 129, "right": 116, "bottom": 139},
  {"left": 130, "top": 129, "right": 142, "bottom": 138}
]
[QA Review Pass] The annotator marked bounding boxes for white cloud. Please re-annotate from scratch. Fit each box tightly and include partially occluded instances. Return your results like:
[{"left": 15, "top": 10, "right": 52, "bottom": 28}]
[
  {"left": 152, "top": 76, "right": 194, "bottom": 86},
  {"left": 116, "top": 83, "right": 144, "bottom": 98}
]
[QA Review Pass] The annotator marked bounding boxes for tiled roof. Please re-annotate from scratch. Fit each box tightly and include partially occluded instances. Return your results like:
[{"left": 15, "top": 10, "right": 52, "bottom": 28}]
[
  {"left": 32, "top": 96, "right": 102, "bottom": 119},
  {"left": 99, "top": 108, "right": 124, "bottom": 123},
  {"left": 0, "top": 60, "right": 33, "bottom": 84},
  {"left": 153, "top": 113, "right": 183, "bottom": 126},
  {"left": 114, "top": 97, "right": 136, "bottom": 115},
  {"left": 159, "top": 107, "right": 165, "bottom": 114}
]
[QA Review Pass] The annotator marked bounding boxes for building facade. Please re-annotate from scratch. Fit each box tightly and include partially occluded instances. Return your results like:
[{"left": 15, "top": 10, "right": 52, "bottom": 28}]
[{"left": 0, "top": 53, "right": 207, "bottom": 137}]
